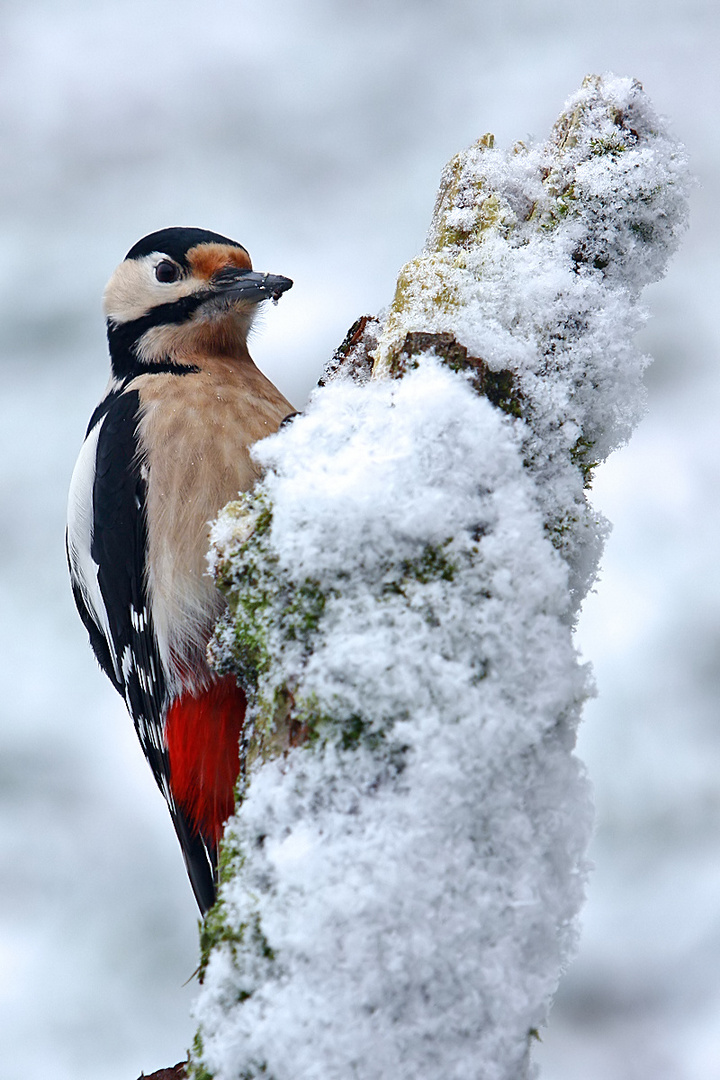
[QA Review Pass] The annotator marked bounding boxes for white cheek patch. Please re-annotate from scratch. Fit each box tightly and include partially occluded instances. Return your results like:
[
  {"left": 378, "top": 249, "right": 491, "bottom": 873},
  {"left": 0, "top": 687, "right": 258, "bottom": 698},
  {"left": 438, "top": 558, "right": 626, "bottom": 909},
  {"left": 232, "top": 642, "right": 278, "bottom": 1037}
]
[
  {"left": 66, "top": 416, "right": 121, "bottom": 682},
  {"left": 102, "top": 254, "right": 204, "bottom": 325}
]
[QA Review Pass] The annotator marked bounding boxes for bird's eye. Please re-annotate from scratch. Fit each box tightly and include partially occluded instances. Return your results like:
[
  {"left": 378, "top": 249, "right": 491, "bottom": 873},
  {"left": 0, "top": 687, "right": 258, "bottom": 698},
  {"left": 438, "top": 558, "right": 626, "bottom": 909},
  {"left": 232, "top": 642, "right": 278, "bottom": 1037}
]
[{"left": 155, "top": 260, "right": 180, "bottom": 283}]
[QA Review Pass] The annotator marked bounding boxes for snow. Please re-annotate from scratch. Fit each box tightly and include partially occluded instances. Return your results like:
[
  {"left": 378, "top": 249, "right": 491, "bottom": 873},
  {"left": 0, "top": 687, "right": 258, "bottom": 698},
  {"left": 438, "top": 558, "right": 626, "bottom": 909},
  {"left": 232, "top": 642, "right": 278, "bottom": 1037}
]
[
  {"left": 191, "top": 76, "right": 688, "bottom": 1079},
  {"left": 375, "top": 74, "right": 689, "bottom": 603},
  {"left": 0, "top": 3, "right": 716, "bottom": 1078},
  {"left": 198, "top": 364, "right": 591, "bottom": 1080}
]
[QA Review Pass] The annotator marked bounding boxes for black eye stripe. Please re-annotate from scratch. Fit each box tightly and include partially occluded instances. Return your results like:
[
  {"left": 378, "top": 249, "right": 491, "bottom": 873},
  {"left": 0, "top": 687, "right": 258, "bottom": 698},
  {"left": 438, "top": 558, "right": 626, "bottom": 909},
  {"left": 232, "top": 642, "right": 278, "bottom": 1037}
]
[{"left": 155, "top": 259, "right": 180, "bottom": 283}]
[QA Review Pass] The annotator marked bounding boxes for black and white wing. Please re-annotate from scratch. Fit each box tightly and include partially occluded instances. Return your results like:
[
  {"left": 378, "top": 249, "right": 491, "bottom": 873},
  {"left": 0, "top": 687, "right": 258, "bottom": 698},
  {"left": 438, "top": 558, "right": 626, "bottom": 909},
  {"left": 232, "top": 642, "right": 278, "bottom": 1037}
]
[
  {"left": 66, "top": 385, "right": 218, "bottom": 912},
  {"left": 66, "top": 387, "right": 168, "bottom": 784}
]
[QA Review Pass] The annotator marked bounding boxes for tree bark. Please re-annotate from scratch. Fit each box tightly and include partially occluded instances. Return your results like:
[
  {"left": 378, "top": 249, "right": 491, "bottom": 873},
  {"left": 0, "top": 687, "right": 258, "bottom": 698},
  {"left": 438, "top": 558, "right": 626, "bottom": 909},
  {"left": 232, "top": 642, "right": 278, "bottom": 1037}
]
[{"left": 188, "top": 74, "right": 689, "bottom": 1080}]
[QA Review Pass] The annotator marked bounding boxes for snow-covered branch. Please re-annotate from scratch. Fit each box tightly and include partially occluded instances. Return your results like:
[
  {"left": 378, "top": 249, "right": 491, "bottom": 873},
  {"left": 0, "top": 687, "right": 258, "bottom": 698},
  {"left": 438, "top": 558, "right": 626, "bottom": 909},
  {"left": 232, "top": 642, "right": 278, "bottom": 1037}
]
[{"left": 189, "top": 75, "right": 689, "bottom": 1080}]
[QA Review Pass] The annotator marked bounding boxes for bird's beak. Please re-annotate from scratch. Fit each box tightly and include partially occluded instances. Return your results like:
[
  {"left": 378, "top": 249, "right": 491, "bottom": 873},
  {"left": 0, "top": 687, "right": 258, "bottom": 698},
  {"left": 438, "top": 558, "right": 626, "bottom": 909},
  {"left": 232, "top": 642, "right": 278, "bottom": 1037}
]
[{"left": 210, "top": 267, "right": 293, "bottom": 304}]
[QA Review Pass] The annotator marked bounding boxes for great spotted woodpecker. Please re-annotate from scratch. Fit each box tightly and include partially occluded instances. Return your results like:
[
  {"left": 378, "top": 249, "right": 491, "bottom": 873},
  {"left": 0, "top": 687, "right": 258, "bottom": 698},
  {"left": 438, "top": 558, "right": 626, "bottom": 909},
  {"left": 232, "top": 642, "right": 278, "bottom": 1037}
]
[{"left": 66, "top": 228, "right": 294, "bottom": 914}]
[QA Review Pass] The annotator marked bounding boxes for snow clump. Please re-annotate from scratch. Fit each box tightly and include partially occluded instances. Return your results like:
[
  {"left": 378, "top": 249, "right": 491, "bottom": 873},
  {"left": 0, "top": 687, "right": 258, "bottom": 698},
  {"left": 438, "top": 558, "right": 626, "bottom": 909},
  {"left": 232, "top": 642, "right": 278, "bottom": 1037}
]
[{"left": 190, "top": 75, "right": 689, "bottom": 1080}]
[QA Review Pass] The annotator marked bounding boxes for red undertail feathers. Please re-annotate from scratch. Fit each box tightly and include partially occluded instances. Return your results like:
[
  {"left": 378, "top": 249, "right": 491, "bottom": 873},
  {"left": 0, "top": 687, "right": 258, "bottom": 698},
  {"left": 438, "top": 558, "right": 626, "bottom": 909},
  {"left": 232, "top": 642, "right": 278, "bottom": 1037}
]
[{"left": 166, "top": 675, "right": 246, "bottom": 845}]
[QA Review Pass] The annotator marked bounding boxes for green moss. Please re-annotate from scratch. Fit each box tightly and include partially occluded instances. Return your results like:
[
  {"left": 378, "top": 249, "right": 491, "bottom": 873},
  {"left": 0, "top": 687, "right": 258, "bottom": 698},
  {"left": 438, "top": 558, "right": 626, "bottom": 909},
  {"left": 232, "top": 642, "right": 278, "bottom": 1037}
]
[
  {"left": 538, "top": 181, "right": 577, "bottom": 231},
  {"left": 217, "top": 830, "right": 245, "bottom": 885},
  {"left": 379, "top": 541, "right": 457, "bottom": 601},
  {"left": 198, "top": 899, "right": 238, "bottom": 983},
  {"left": 199, "top": 900, "right": 275, "bottom": 987},
  {"left": 197, "top": 801, "right": 273, "bottom": 988},
  {"left": 213, "top": 498, "right": 289, "bottom": 700},
  {"left": 403, "top": 541, "right": 457, "bottom": 584},
  {"left": 187, "top": 1031, "right": 215, "bottom": 1080},
  {"left": 210, "top": 498, "right": 338, "bottom": 770},
  {"left": 337, "top": 714, "right": 376, "bottom": 751},
  {"left": 569, "top": 436, "right": 599, "bottom": 488},
  {"left": 229, "top": 598, "right": 274, "bottom": 691},
  {"left": 479, "top": 367, "right": 523, "bottom": 418},
  {"left": 286, "top": 691, "right": 391, "bottom": 754},
  {"left": 589, "top": 133, "right": 628, "bottom": 157},
  {"left": 283, "top": 579, "right": 327, "bottom": 643},
  {"left": 230, "top": 523, "right": 464, "bottom": 751},
  {"left": 189, "top": 1026, "right": 271, "bottom": 1080}
]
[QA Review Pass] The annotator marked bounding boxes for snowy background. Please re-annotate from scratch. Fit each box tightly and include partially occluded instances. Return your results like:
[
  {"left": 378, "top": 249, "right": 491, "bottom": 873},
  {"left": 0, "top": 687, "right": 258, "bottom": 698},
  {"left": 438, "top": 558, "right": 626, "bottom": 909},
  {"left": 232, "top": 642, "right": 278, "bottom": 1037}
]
[{"left": 0, "top": 2, "right": 717, "bottom": 1078}]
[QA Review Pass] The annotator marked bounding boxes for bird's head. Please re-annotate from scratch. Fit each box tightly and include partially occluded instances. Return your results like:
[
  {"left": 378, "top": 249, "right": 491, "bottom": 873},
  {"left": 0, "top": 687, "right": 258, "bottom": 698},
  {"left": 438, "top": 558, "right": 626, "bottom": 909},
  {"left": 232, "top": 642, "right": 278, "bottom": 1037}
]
[{"left": 103, "top": 227, "right": 293, "bottom": 373}]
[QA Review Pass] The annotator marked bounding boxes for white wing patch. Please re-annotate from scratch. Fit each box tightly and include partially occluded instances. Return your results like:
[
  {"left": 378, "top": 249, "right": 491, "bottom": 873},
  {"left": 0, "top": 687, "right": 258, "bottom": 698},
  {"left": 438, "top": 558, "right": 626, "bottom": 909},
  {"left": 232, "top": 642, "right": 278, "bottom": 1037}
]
[{"left": 66, "top": 417, "right": 121, "bottom": 683}]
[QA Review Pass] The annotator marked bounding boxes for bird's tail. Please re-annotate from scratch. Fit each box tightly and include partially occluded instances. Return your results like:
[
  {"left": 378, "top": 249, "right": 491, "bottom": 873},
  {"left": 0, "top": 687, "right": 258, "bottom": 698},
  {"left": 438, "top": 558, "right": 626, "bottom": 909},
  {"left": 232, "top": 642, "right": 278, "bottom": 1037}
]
[{"left": 166, "top": 674, "right": 246, "bottom": 914}]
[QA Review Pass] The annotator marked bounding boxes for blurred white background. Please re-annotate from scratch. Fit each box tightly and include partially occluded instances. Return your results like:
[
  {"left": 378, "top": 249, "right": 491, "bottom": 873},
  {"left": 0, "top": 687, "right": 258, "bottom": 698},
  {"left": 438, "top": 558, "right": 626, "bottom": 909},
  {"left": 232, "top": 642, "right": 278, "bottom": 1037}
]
[{"left": 0, "top": 2, "right": 717, "bottom": 1077}]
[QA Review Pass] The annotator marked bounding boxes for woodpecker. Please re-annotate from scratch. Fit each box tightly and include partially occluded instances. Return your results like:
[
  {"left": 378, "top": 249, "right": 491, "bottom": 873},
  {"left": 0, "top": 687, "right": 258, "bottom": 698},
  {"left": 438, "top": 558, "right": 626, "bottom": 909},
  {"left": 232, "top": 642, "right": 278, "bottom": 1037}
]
[{"left": 66, "top": 227, "right": 294, "bottom": 915}]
